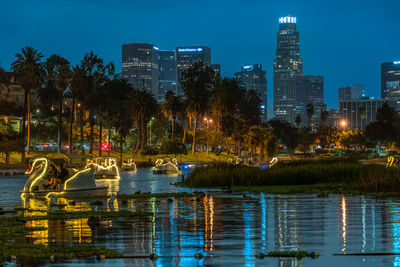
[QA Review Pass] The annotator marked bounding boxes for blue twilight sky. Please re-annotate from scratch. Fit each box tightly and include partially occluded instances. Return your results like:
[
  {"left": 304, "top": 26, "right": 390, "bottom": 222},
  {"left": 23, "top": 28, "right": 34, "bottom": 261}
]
[{"left": 0, "top": 0, "right": 399, "bottom": 117}]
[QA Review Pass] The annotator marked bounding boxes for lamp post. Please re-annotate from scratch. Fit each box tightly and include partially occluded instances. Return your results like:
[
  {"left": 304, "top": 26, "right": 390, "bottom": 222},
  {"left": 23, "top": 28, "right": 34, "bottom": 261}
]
[{"left": 204, "top": 117, "right": 213, "bottom": 157}]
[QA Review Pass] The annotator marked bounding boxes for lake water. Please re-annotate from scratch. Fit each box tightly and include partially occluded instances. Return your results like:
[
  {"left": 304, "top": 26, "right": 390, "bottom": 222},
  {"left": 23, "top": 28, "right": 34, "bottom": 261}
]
[{"left": 1, "top": 169, "right": 400, "bottom": 266}]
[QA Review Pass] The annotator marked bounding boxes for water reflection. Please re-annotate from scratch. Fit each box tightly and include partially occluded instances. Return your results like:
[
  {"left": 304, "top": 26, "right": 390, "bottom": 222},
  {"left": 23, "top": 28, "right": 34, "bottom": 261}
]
[{"left": 5, "top": 171, "right": 400, "bottom": 266}]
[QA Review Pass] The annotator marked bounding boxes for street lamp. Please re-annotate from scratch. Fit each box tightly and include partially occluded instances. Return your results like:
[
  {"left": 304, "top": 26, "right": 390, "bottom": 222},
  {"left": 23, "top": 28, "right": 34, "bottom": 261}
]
[
  {"left": 340, "top": 120, "right": 347, "bottom": 129},
  {"left": 204, "top": 117, "right": 213, "bottom": 156}
]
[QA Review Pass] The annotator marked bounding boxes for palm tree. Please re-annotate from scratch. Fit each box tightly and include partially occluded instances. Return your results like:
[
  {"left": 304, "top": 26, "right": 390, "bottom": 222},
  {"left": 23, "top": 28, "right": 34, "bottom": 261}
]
[
  {"left": 127, "top": 89, "right": 159, "bottom": 155},
  {"left": 80, "top": 51, "right": 114, "bottom": 154},
  {"left": 306, "top": 103, "right": 314, "bottom": 129},
  {"left": 44, "top": 55, "right": 71, "bottom": 153},
  {"left": 162, "top": 90, "right": 183, "bottom": 140},
  {"left": 70, "top": 65, "right": 87, "bottom": 153},
  {"left": 181, "top": 62, "right": 215, "bottom": 154},
  {"left": 11, "top": 47, "right": 44, "bottom": 157},
  {"left": 295, "top": 115, "right": 302, "bottom": 128}
]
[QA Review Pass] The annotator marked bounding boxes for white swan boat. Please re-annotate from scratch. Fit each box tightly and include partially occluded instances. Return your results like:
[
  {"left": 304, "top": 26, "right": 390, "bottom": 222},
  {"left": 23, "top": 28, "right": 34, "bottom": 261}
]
[
  {"left": 88, "top": 156, "right": 120, "bottom": 179},
  {"left": 21, "top": 157, "right": 108, "bottom": 199},
  {"left": 121, "top": 158, "right": 137, "bottom": 172},
  {"left": 153, "top": 158, "right": 181, "bottom": 174}
]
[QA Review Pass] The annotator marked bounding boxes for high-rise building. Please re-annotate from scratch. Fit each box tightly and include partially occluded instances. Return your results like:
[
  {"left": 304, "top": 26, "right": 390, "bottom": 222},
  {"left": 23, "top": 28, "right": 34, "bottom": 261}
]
[
  {"left": 295, "top": 75, "right": 324, "bottom": 130},
  {"left": 381, "top": 61, "right": 400, "bottom": 99},
  {"left": 273, "top": 15, "right": 303, "bottom": 123},
  {"left": 158, "top": 50, "right": 177, "bottom": 103},
  {"left": 340, "top": 98, "right": 400, "bottom": 130},
  {"left": 176, "top": 46, "right": 211, "bottom": 96},
  {"left": 121, "top": 43, "right": 159, "bottom": 98},
  {"left": 211, "top": 64, "right": 221, "bottom": 75},
  {"left": 338, "top": 84, "right": 365, "bottom": 102},
  {"left": 234, "top": 64, "right": 268, "bottom": 122}
]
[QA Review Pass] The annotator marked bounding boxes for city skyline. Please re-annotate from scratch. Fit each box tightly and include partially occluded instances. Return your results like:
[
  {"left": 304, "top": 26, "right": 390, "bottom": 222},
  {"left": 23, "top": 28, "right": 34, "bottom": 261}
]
[{"left": 0, "top": 0, "right": 399, "bottom": 117}]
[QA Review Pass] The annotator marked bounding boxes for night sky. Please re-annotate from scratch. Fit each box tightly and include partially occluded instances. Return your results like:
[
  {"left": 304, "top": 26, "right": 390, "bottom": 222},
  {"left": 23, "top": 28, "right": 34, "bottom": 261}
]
[{"left": 1, "top": 0, "right": 399, "bottom": 117}]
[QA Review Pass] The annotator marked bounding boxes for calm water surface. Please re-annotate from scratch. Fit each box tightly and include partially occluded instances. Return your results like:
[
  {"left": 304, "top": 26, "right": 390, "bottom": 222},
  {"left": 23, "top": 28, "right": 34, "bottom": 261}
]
[{"left": 1, "top": 168, "right": 400, "bottom": 266}]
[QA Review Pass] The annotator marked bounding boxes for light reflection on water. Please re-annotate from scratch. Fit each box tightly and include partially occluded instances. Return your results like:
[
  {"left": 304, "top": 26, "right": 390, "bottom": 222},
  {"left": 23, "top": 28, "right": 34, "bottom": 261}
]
[{"left": 3, "top": 170, "right": 400, "bottom": 266}]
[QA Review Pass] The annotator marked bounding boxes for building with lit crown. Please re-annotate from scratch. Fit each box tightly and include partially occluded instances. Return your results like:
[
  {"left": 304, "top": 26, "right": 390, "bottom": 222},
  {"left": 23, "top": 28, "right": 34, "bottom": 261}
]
[
  {"left": 273, "top": 15, "right": 303, "bottom": 123},
  {"left": 121, "top": 43, "right": 159, "bottom": 98},
  {"left": 176, "top": 46, "right": 211, "bottom": 96},
  {"left": 234, "top": 64, "right": 268, "bottom": 122},
  {"left": 381, "top": 61, "right": 400, "bottom": 99}
]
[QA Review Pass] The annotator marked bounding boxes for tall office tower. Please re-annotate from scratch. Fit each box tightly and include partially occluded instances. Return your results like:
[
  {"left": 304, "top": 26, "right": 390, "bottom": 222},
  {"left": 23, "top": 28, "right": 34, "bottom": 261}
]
[
  {"left": 273, "top": 15, "right": 303, "bottom": 123},
  {"left": 121, "top": 43, "right": 159, "bottom": 98},
  {"left": 381, "top": 61, "right": 400, "bottom": 99},
  {"left": 176, "top": 46, "right": 211, "bottom": 96},
  {"left": 338, "top": 84, "right": 365, "bottom": 102},
  {"left": 295, "top": 75, "right": 324, "bottom": 130},
  {"left": 158, "top": 50, "right": 177, "bottom": 103},
  {"left": 211, "top": 64, "right": 221, "bottom": 75},
  {"left": 234, "top": 64, "right": 268, "bottom": 122}
]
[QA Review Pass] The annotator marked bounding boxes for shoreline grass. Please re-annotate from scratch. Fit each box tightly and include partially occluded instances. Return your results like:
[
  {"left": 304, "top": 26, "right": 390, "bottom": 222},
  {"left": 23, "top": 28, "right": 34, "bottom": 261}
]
[{"left": 181, "top": 158, "right": 400, "bottom": 195}]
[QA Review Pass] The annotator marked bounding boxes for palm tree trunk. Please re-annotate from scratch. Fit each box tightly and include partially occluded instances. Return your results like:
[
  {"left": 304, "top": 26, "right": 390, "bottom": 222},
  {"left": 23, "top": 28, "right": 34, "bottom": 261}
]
[
  {"left": 120, "top": 135, "right": 123, "bottom": 166},
  {"left": 21, "top": 89, "right": 28, "bottom": 162},
  {"left": 134, "top": 125, "right": 141, "bottom": 155},
  {"left": 89, "top": 110, "right": 94, "bottom": 154},
  {"left": 108, "top": 127, "right": 111, "bottom": 156},
  {"left": 80, "top": 106, "right": 84, "bottom": 155},
  {"left": 191, "top": 116, "right": 197, "bottom": 155},
  {"left": 26, "top": 90, "right": 31, "bottom": 155},
  {"left": 69, "top": 97, "right": 75, "bottom": 153},
  {"left": 98, "top": 122, "right": 103, "bottom": 156},
  {"left": 57, "top": 93, "right": 63, "bottom": 153},
  {"left": 142, "top": 119, "right": 147, "bottom": 148},
  {"left": 172, "top": 117, "right": 175, "bottom": 140},
  {"left": 182, "top": 119, "right": 187, "bottom": 144}
]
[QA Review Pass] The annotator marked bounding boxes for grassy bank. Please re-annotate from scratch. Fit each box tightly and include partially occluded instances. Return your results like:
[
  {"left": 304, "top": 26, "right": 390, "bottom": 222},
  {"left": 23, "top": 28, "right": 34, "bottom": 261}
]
[{"left": 182, "top": 158, "right": 400, "bottom": 194}]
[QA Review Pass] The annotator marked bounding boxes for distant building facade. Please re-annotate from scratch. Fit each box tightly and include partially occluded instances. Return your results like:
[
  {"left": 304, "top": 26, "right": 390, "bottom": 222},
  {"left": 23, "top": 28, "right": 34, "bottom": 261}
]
[
  {"left": 0, "top": 73, "right": 24, "bottom": 107},
  {"left": 338, "top": 84, "right": 365, "bottom": 102},
  {"left": 339, "top": 98, "right": 400, "bottom": 130},
  {"left": 158, "top": 50, "right": 177, "bottom": 103},
  {"left": 234, "top": 64, "right": 268, "bottom": 122},
  {"left": 295, "top": 75, "right": 324, "bottom": 130},
  {"left": 273, "top": 15, "right": 303, "bottom": 123},
  {"left": 121, "top": 43, "right": 159, "bottom": 98},
  {"left": 176, "top": 46, "right": 211, "bottom": 96},
  {"left": 381, "top": 61, "right": 400, "bottom": 99}
]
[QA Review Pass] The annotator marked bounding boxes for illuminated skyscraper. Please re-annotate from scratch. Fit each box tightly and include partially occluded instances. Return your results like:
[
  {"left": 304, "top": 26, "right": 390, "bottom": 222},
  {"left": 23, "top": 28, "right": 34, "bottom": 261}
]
[
  {"left": 381, "top": 61, "right": 400, "bottom": 99},
  {"left": 121, "top": 43, "right": 159, "bottom": 98},
  {"left": 234, "top": 64, "right": 268, "bottom": 122},
  {"left": 176, "top": 46, "right": 211, "bottom": 96},
  {"left": 273, "top": 16, "right": 303, "bottom": 123},
  {"left": 158, "top": 50, "right": 177, "bottom": 103}
]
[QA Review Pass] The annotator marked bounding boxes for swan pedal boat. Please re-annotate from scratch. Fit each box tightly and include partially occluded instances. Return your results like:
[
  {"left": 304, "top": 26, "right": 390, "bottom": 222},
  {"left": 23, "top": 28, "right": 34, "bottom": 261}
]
[
  {"left": 121, "top": 158, "right": 137, "bottom": 172},
  {"left": 89, "top": 156, "right": 120, "bottom": 179},
  {"left": 153, "top": 158, "right": 182, "bottom": 174},
  {"left": 21, "top": 157, "right": 108, "bottom": 199}
]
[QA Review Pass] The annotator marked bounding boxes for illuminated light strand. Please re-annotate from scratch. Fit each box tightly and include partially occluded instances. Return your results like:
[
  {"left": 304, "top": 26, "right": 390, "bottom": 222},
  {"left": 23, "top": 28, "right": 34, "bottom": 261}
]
[{"left": 28, "top": 158, "right": 49, "bottom": 192}]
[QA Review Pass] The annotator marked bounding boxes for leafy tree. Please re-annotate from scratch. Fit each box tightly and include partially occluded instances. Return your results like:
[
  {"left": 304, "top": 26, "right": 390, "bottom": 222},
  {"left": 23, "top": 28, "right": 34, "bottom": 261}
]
[
  {"left": 297, "top": 128, "right": 315, "bottom": 153},
  {"left": 239, "top": 89, "right": 262, "bottom": 126},
  {"left": 316, "top": 125, "right": 340, "bottom": 149},
  {"left": 268, "top": 119, "right": 298, "bottom": 152},
  {"left": 0, "top": 121, "right": 23, "bottom": 164},
  {"left": 11, "top": 46, "right": 45, "bottom": 157}
]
